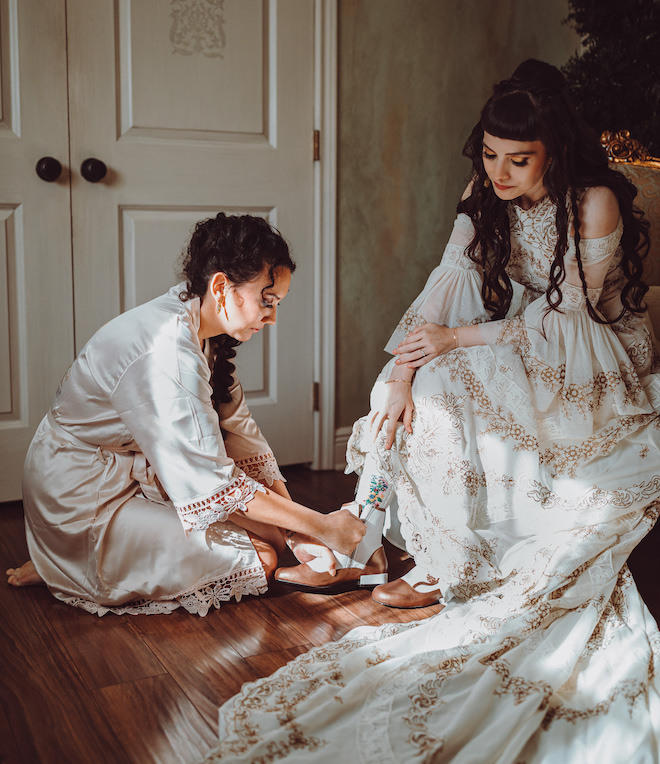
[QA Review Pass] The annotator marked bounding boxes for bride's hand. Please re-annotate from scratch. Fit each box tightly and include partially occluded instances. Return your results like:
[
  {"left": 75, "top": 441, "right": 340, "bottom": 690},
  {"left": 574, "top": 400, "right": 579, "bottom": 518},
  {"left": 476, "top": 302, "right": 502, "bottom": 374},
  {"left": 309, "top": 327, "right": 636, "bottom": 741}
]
[
  {"left": 370, "top": 381, "right": 414, "bottom": 450},
  {"left": 393, "top": 323, "right": 457, "bottom": 367}
]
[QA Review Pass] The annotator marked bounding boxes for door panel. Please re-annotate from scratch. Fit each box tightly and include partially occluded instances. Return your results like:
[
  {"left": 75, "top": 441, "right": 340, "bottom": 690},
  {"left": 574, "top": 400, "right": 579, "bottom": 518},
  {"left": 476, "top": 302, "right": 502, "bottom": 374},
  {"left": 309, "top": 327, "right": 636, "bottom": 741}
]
[
  {"left": 68, "top": 0, "right": 315, "bottom": 464},
  {"left": 0, "top": 0, "right": 74, "bottom": 501},
  {"left": 121, "top": 0, "right": 265, "bottom": 137}
]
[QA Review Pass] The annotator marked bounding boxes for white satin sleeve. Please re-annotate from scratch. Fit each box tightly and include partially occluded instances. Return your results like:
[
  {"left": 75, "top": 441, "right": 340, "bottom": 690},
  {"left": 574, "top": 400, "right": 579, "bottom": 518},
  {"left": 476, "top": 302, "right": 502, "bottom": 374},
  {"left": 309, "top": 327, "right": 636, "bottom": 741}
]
[
  {"left": 217, "top": 373, "right": 285, "bottom": 487},
  {"left": 384, "top": 214, "right": 491, "bottom": 353},
  {"left": 111, "top": 331, "right": 265, "bottom": 533}
]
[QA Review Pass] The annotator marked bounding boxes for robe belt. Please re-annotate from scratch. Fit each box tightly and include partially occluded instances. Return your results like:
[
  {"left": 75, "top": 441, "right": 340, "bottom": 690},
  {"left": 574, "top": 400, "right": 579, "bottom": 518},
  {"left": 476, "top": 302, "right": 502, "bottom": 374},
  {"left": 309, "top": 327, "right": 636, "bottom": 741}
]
[{"left": 46, "top": 410, "right": 159, "bottom": 492}]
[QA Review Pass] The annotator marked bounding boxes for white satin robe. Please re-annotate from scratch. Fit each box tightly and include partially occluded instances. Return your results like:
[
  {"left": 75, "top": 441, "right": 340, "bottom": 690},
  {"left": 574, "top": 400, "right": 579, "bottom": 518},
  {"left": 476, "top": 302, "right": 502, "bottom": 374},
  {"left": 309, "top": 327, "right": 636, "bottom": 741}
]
[{"left": 23, "top": 284, "right": 284, "bottom": 616}]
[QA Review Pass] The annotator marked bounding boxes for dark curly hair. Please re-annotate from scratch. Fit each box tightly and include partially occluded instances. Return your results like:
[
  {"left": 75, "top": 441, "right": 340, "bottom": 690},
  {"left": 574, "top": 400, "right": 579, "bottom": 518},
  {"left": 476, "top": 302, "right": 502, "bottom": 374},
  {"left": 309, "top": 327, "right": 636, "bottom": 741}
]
[
  {"left": 179, "top": 213, "right": 295, "bottom": 407},
  {"left": 459, "top": 59, "right": 650, "bottom": 323}
]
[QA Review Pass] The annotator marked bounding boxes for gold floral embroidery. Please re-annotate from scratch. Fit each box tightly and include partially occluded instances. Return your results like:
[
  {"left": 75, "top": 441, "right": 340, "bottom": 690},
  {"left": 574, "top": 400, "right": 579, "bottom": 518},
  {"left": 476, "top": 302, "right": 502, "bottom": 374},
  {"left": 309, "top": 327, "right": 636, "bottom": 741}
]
[
  {"left": 625, "top": 332, "right": 654, "bottom": 370},
  {"left": 523, "top": 353, "right": 643, "bottom": 419},
  {"left": 403, "top": 653, "right": 471, "bottom": 760},
  {"left": 365, "top": 647, "right": 393, "bottom": 667},
  {"left": 443, "top": 458, "right": 486, "bottom": 497},
  {"left": 540, "top": 415, "right": 658, "bottom": 477},
  {"left": 432, "top": 391, "right": 467, "bottom": 427},
  {"left": 488, "top": 658, "right": 553, "bottom": 708},
  {"left": 541, "top": 679, "right": 647, "bottom": 730},
  {"left": 496, "top": 317, "right": 531, "bottom": 354},
  {"left": 579, "top": 572, "right": 631, "bottom": 657},
  {"left": 434, "top": 353, "right": 539, "bottom": 452},
  {"left": 526, "top": 482, "right": 660, "bottom": 514},
  {"left": 205, "top": 637, "right": 376, "bottom": 761},
  {"left": 397, "top": 307, "right": 427, "bottom": 336}
]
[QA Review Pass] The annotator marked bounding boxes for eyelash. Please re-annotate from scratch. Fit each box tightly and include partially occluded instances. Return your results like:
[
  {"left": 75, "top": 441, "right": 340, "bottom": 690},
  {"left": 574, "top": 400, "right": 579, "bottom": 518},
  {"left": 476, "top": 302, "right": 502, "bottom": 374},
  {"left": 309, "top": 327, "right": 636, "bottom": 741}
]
[{"left": 482, "top": 151, "right": 529, "bottom": 168}]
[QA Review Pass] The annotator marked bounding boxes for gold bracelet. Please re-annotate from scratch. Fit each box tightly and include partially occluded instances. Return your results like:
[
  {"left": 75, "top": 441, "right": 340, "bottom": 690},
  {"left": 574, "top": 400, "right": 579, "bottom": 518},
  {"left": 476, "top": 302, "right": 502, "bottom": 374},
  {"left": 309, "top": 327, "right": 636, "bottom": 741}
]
[
  {"left": 386, "top": 379, "right": 412, "bottom": 385},
  {"left": 453, "top": 328, "right": 459, "bottom": 349}
]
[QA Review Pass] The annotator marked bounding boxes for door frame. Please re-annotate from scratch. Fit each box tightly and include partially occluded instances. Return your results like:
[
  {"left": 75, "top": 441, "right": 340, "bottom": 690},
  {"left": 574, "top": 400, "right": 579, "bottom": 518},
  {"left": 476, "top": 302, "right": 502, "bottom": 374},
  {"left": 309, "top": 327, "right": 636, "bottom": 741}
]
[{"left": 313, "top": 0, "right": 337, "bottom": 470}]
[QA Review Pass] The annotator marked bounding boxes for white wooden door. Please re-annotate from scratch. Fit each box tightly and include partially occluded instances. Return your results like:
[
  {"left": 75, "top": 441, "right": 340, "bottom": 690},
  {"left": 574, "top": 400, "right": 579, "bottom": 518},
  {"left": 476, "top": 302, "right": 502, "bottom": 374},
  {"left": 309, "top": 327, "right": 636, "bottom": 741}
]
[
  {"left": 0, "top": 0, "right": 75, "bottom": 501},
  {"left": 67, "top": 0, "right": 316, "bottom": 465}
]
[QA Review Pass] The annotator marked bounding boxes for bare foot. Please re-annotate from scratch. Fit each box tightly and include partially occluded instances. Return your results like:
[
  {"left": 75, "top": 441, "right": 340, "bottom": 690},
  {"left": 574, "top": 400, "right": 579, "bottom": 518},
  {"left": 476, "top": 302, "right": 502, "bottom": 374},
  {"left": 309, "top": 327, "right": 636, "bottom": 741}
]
[
  {"left": 6, "top": 560, "right": 44, "bottom": 587},
  {"left": 319, "top": 509, "right": 367, "bottom": 556}
]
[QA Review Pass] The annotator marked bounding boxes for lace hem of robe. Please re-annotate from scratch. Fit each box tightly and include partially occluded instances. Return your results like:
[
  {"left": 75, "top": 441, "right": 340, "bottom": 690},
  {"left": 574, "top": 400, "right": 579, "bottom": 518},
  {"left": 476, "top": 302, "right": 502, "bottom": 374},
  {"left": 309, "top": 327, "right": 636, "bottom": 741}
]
[
  {"left": 51, "top": 565, "right": 268, "bottom": 617},
  {"left": 235, "top": 452, "right": 284, "bottom": 486},
  {"left": 175, "top": 473, "right": 265, "bottom": 532}
]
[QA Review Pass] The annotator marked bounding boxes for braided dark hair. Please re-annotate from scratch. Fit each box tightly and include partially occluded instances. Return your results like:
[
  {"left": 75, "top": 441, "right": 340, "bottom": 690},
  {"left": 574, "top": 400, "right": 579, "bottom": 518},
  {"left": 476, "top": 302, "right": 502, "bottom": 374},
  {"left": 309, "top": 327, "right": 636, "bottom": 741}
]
[
  {"left": 459, "top": 59, "right": 649, "bottom": 323},
  {"left": 179, "top": 213, "right": 295, "bottom": 407}
]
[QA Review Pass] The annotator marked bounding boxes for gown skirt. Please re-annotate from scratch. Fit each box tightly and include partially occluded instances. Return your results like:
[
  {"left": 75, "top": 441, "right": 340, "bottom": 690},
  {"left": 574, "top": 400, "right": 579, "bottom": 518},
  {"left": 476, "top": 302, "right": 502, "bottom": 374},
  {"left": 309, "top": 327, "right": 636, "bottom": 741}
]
[{"left": 197, "top": 206, "right": 660, "bottom": 761}]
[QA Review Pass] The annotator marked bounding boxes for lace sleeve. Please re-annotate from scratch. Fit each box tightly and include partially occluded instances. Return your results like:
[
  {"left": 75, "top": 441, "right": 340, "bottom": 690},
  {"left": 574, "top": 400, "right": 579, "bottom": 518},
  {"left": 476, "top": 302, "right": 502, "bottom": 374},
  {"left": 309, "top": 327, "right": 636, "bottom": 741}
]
[
  {"left": 174, "top": 471, "right": 266, "bottom": 532},
  {"left": 235, "top": 452, "right": 285, "bottom": 486},
  {"left": 561, "top": 218, "right": 623, "bottom": 310},
  {"left": 385, "top": 214, "right": 490, "bottom": 353}
]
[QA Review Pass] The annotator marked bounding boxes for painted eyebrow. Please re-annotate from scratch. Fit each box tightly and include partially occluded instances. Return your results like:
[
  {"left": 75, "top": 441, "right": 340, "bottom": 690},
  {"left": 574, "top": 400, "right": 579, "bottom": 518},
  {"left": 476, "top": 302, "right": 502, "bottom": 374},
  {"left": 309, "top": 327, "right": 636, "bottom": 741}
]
[
  {"left": 482, "top": 142, "right": 537, "bottom": 157},
  {"left": 263, "top": 289, "right": 285, "bottom": 301}
]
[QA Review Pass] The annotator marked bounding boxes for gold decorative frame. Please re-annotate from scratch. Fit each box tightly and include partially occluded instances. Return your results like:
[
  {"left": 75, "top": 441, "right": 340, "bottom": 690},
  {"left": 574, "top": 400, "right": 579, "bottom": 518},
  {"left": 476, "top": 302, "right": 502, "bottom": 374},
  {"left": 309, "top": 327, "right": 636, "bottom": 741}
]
[{"left": 600, "top": 129, "right": 660, "bottom": 169}]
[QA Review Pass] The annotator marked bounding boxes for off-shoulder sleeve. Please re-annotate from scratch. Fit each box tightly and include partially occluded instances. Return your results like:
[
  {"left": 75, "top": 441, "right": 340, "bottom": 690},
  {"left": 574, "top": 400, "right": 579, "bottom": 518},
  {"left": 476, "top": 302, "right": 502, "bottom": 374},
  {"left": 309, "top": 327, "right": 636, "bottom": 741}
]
[
  {"left": 384, "top": 214, "right": 492, "bottom": 353},
  {"left": 470, "top": 220, "right": 656, "bottom": 440},
  {"left": 110, "top": 320, "right": 265, "bottom": 533},
  {"left": 476, "top": 219, "right": 625, "bottom": 349},
  {"left": 216, "top": 373, "right": 285, "bottom": 487}
]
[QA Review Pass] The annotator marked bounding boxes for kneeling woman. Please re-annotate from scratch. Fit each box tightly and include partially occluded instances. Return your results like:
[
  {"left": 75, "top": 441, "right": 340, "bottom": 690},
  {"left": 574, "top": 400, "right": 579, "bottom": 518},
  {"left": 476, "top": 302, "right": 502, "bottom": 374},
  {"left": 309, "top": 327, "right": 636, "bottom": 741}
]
[{"left": 6, "top": 213, "right": 364, "bottom": 616}]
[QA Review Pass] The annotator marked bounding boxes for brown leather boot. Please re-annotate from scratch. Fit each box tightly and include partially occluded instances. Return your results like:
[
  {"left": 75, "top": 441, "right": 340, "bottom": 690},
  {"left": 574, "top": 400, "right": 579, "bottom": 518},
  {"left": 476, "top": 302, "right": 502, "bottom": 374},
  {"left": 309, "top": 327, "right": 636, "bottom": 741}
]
[
  {"left": 372, "top": 568, "right": 442, "bottom": 609},
  {"left": 274, "top": 546, "right": 388, "bottom": 594}
]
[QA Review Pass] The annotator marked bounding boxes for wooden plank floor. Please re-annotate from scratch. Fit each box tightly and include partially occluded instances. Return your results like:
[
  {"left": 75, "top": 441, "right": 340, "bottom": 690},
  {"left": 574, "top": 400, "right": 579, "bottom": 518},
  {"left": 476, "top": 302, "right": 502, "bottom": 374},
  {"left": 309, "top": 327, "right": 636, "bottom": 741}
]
[
  {"left": 1, "top": 466, "right": 658, "bottom": 764},
  {"left": 0, "top": 467, "right": 438, "bottom": 764}
]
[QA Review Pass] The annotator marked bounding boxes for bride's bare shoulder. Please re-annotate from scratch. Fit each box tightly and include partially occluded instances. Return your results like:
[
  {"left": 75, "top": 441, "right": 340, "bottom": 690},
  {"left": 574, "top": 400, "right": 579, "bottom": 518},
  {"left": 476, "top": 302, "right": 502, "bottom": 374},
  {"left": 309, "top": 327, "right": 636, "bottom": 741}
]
[{"left": 577, "top": 186, "right": 621, "bottom": 239}]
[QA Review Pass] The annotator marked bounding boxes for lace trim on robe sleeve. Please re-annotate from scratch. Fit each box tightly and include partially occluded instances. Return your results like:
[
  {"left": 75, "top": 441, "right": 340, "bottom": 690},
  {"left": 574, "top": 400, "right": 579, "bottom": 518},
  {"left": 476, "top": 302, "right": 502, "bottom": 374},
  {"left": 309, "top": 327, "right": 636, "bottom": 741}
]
[
  {"left": 235, "top": 452, "right": 285, "bottom": 486},
  {"left": 174, "top": 472, "right": 265, "bottom": 532}
]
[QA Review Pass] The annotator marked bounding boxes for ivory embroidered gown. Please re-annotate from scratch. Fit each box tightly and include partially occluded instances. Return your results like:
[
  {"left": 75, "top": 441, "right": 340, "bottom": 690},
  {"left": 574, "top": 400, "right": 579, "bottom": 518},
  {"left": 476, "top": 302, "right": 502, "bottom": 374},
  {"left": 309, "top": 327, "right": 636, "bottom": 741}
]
[
  {"left": 22, "top": 284, "right": 284, "bottom": 616},
  {"left": 200, "top": 195, "right": 660, "bottom": 763}
]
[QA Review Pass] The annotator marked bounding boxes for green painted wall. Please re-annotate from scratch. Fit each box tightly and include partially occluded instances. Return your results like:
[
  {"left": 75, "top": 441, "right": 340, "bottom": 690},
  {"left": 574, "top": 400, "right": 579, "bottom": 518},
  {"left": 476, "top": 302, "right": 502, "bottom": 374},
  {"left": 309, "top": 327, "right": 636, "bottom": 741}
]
[{"left": 336, "top": 0, "right": 580, "bottom": 429}]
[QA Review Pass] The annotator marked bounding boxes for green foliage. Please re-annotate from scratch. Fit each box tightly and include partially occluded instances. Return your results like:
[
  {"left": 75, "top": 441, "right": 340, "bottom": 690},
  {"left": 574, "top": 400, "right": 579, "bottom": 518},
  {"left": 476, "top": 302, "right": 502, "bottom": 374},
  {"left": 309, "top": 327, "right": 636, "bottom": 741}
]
[{"left": 561, "top": 0, "right": 660, "bottom": 155}]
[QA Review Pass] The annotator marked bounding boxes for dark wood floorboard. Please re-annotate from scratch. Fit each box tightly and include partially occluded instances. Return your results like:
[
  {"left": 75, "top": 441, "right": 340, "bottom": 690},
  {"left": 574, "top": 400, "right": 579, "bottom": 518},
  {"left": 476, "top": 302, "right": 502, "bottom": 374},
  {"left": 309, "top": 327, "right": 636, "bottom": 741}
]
[
  {"left": 1, "top": 466, "right": 658, "bottom": 764},
  {"left": 94, "top": 675, "right": 218, "bottom": 764},
  {"left": 0, "top": 467, "right": 440, "bottom": 764}
]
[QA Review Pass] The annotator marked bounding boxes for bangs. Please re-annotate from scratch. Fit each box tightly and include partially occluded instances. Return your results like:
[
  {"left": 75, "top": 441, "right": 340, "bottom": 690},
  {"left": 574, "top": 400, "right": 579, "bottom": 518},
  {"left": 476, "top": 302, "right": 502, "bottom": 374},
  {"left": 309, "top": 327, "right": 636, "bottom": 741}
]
[{"left": 481, "top": 91, "right": 541, "bottom": 143}]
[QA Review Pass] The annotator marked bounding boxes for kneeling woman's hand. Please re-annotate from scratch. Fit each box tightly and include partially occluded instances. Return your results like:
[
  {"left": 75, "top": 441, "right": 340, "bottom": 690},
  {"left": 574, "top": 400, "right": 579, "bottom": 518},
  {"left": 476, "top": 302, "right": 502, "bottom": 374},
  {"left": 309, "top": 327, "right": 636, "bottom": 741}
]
[
  {"left": 286, "top": 532, "right": 338, "bottom": 575},
  {"left": 370, "top": 379, "right": 414, "bottom": 451},
  {"left": 393, "top": 323, "right": 458, "bottom": 368}
]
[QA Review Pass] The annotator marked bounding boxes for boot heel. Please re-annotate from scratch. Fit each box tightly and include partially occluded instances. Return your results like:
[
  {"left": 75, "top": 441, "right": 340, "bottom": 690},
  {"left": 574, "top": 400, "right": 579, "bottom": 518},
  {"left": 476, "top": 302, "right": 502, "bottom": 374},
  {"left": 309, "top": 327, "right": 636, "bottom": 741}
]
[{"left": 358, "top": 572, "right": 388, "bottom": 588}]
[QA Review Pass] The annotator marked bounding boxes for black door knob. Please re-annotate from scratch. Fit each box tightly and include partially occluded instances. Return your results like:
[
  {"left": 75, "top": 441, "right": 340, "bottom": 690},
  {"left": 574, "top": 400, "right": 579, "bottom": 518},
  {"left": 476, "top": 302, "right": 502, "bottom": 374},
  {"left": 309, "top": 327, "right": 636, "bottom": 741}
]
[
  {"left": 80, "top": 158, "right": 108, "bottom": 183},
  {"left": 36, "top": 156, "right": 63, "bottom": 182}
]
